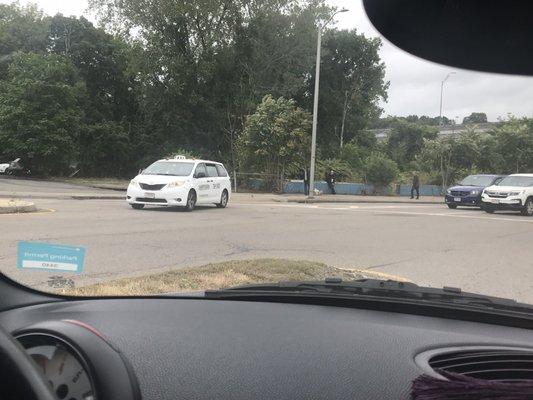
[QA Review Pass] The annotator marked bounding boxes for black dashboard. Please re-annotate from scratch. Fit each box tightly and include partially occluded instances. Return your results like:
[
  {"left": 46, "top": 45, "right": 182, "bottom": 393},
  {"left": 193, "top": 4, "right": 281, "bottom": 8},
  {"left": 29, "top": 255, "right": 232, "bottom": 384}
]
[{"left": 2, "top": 298, "right": 533, "bottom": 400}]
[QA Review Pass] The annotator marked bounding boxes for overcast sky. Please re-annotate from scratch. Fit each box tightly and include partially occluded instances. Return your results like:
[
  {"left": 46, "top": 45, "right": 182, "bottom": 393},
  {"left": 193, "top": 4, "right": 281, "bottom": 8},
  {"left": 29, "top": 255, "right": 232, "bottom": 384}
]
[{"left": 7, "top": 0, "right": 533, "bottom": 122}]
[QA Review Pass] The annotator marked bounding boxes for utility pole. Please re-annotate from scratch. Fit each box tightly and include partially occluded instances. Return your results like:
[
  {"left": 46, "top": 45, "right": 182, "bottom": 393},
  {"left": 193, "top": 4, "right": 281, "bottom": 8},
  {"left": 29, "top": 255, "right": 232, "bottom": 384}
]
[
  {"left": 439, "top": 72, "right": 456, "bottom": 126},
  {"left": 340, "top": 90, "right": 349, "bottom": 149},
  {"left": 308, "top": 8, "right": 348, "bottom": 198}
]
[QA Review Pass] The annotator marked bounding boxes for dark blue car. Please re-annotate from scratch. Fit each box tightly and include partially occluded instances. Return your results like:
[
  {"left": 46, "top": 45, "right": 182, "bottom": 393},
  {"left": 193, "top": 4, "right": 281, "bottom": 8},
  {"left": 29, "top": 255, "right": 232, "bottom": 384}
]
[{"left": 445, "top": 174, "right": 505, "bottom": 209}]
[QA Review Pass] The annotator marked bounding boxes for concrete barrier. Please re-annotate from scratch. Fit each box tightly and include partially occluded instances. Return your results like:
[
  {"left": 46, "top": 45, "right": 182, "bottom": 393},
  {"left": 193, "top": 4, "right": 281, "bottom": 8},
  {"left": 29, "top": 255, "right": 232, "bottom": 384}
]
[{"left": 0, "top": 199, "right": 37, "bottom": 214}]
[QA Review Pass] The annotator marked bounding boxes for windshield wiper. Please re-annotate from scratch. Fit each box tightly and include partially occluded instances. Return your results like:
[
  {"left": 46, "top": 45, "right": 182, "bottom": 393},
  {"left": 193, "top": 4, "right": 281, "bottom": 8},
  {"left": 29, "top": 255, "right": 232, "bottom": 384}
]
[{"left": 205, "top": 278, "right": 532, "bottom": 314}]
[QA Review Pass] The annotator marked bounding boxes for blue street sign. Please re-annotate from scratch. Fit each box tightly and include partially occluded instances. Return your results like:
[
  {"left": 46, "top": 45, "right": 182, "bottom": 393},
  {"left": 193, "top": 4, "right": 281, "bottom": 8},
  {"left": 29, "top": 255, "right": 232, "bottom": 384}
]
[{"left": 17, "top": 241, "right": 85, "bottom": 273}]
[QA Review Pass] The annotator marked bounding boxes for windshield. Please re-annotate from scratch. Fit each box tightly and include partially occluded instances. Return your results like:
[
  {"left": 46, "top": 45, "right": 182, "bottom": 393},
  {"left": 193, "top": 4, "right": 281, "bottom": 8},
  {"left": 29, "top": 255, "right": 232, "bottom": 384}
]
[
  {"left": 2, "top": 0, "right": 533, "bottom": 308},
  {"left": 459, "top": 175, "right": 496, "bottom": 187},
  {"left": 497, "top": 176, "right": 533, "bottom": 187},
  {"left": 142, "top": 161, "right": 194, "bottom": 176}
]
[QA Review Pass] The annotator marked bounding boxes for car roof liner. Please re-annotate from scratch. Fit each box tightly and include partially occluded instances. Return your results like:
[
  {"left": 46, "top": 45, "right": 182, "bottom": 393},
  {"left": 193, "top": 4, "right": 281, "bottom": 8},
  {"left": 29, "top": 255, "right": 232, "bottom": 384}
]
[{"left": 363, "top": 0, "right": 533, "bottom": 76}]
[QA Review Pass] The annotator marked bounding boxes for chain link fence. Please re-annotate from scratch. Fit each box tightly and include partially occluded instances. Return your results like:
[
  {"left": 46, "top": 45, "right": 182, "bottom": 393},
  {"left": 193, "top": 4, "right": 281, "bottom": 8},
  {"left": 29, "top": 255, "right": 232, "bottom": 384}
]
[{"left": 231, "top": 172, "right": 288, "bottom": 193}]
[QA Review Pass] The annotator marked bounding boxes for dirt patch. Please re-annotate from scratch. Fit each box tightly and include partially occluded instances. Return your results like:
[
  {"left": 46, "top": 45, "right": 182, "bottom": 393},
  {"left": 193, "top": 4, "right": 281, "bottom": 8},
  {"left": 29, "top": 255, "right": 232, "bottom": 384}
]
[{"left": 60, "top": 259, "right": 406, "bottom": 296}]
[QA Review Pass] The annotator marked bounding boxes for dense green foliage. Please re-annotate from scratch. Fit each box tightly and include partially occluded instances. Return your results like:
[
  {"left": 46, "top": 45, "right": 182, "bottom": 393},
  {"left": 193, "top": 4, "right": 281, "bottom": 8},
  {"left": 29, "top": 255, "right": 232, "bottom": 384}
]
[
  {"left": 238, "top": 95, "right": 311, "bottom": 180},
  {"left": 0, "top": 2, "right": 388, "bottom": 177},
  {"left": 417, "top": 118, "right": 533, "bottom": 187},
  {"left": 1, "top": 3, "right": 532, "bottom": 190},
  {"left": 363, "top": 153, "right": 399, "bottom": 188},
  {"left": 463, "top": 112, "right": 487, "bottom": 124}
]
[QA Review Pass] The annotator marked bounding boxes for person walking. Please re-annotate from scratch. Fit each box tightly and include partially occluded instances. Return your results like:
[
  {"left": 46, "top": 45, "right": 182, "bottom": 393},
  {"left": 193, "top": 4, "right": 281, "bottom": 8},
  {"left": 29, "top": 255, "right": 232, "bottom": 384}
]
[
  {"left": 411, "top": 172, "right": 420, "bottom": 199},
  {"left": 301, "top": 167, "right": 310, "bottom": 196},
  {"left": 325, "top": 169, "right": 336, "bottom": 195}
]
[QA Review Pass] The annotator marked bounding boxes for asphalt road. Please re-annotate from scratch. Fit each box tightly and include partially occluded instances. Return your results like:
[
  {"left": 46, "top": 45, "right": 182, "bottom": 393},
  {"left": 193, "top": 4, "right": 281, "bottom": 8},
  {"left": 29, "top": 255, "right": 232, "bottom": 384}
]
[{"left": 1, "top": 178, "right": 533, "bottom": 303}]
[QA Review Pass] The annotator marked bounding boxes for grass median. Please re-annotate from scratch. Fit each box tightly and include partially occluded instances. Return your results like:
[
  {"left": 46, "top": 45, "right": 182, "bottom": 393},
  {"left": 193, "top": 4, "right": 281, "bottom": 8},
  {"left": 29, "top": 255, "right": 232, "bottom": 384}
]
[{"left": 61, "top": 258, "right": 406, "bottom": 296}]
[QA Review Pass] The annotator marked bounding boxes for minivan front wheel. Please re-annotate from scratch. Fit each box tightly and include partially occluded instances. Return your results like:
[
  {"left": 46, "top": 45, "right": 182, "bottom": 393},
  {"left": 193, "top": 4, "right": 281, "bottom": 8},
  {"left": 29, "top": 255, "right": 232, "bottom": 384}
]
[
  {"left": 521, "top": 198, "right": 533, "bottom": 216},
  {"left": 216, "top": 190, "right": 228, "bottom": 208},
  {"left": 185, "top": 190, "right": 196, "bottom": 211},
  {"left": 131, "top": 204, "right": 144, "bottom": 210}
]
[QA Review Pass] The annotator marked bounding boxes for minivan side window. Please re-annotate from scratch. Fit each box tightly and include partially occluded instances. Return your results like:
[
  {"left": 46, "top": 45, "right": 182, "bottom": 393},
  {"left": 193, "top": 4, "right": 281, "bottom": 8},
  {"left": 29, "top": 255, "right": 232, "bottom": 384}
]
[
  {"left": 194, "top": 163, "right": 207, "bottom": 178},
  {"left": 206, "top": 164, "right": 219, "bottom": 177},
  {"left": 215, "top": 164, "right": 228, "bottom": 177}
]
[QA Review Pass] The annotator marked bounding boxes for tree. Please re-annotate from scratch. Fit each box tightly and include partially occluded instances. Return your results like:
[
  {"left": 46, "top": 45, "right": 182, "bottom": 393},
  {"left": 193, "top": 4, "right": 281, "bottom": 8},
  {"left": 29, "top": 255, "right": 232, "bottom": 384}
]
[
  {"left": 491, "top": 118, "right": 533, "bottom": 173},
  {"left": 463, "top": 112, "right": 487, "bottom": 124},
  {"left": 0, "top": 52, "right": 85, "bottom": 175},
  {"left": 48, "top": 15, "right": 137, "bottom": 124},
  {"left": 237, "top": 95, "right": 311, "bottom": 188},
  {"left": 0, "top": 4, "right": 50, "bottom": 76},
  {"left": 387, "top": 121, "right": 438, "bottom": 168},
  {"left": 78, "top": 122, "right": 132, "bottom": 176},
  {"left": 310, "top": 29, "right": 388, "bottom": 153},
  {"left": 363, "top": 153, "right": 398, "bottom": 189}
]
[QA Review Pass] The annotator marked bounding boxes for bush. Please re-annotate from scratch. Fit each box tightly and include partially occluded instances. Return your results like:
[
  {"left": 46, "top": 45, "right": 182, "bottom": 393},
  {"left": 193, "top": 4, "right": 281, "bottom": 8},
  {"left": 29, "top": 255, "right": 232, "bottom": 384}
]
[
  {"left": 317, "top": 158, "right": 358, "bottom": 182},
  {"left": 363, "top": 154, "right": 399, "bottom": 188}
]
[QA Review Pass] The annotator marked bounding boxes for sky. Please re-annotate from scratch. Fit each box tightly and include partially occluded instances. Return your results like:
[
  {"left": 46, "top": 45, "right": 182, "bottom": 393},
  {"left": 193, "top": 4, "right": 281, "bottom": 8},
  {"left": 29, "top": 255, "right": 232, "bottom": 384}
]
[{"left": 6, "top": 0, "right": 533, "bottom": 123}]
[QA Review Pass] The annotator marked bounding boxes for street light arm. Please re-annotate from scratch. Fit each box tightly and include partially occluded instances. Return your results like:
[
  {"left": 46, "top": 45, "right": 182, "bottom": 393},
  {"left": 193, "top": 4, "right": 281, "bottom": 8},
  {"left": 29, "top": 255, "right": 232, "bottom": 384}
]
[{"left": 320, "top": 8, "right": 348, "bottom": 31}]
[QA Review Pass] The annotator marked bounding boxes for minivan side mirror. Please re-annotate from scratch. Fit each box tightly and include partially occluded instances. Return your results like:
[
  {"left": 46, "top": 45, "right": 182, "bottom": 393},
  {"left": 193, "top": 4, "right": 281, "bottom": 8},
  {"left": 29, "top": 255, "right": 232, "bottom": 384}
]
[{"left": 195, "top": 172, "right": 206, "bottom": 179}]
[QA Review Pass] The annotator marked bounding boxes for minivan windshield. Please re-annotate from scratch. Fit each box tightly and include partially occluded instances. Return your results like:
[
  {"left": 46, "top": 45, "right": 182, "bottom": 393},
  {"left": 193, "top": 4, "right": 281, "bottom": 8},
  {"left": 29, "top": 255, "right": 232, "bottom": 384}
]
[
  {"left": 459, "top": 175, "right": 497, "bottom": 187},
  {"left": 142, "top": 162, "right": 194, "bottom": 176},
  {"left": 497, "top": 176, "right": 533, "bottom": 187}
]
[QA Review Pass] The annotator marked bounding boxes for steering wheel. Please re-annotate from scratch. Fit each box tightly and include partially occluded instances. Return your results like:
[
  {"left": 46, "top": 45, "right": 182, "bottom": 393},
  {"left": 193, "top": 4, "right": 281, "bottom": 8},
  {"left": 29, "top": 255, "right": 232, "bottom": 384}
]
[{"left": 0, "top": 324, "right": 56, "bottom": 400}]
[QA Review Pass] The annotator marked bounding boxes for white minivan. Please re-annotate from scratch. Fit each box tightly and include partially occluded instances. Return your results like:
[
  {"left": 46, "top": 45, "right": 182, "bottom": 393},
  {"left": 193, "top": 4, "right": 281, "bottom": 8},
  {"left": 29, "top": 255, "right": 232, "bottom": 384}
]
[{"left": 127, "top": 156, "right": 231, "bottom": 211}]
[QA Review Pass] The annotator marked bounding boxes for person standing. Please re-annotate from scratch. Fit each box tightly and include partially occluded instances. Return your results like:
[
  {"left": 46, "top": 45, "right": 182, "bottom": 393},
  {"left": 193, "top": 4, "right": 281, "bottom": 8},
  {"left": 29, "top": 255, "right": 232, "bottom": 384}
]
[
  {"left": 301, "top": 168, "right": 310, "bottom": 196},
  {"left": 325, "top": 169, "right": 336, "bottom": 195},
  {"left": 411, "top": 172, "right": 420, "bottom": 199}
]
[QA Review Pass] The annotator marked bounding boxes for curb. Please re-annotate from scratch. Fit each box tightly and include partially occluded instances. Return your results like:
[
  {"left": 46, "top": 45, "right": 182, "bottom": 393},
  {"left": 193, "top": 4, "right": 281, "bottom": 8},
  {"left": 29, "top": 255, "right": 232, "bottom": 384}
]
[
  {"left": 0, "top": 194, "right": 124, "bottom": 200},
  {"left": 273, "top": 197, "right": 443, "bottom": 205},
  {"left": 71, "top": 195, "right": 125, "bottom": 200},
  {"left": 85, "top": 185, "right": 126, "bottom": 192},
  {"left": 0, "top": 201, "right": 37, "bottom": 214}
]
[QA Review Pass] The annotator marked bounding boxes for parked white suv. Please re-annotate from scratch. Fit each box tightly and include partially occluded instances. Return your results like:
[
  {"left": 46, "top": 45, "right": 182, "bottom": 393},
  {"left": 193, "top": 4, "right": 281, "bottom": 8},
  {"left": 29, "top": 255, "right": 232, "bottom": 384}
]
[
  {"left": 127, "top": 156, "right": 231, "bottom": 211},
  {"left": 481, "top": 174, "right": 533, "bottom": 216}
]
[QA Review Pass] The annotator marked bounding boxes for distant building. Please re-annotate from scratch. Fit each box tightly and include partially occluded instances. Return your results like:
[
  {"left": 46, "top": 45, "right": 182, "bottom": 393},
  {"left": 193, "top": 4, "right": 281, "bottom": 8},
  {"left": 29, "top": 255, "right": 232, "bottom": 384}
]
[{"left": 370, "top": 122, "right": 497, "bottom": 142}]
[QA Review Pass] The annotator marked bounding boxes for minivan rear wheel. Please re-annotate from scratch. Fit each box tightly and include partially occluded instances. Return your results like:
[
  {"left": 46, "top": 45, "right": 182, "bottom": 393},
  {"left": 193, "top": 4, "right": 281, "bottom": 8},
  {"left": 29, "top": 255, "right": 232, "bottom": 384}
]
[{"left": 216, "top": 190, "right": 228, "bottom": 208}]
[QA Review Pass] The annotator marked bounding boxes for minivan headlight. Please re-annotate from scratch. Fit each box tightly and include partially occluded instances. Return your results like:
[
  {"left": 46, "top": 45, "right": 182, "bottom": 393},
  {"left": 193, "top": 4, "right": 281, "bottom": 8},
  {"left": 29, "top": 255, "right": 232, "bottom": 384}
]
[
  {"left": 129, "top": 179, "right": 139, "bottom": 187},
  {"left": 167, "top": 181, "right": 185, "bottom": 188},
  {"left": 471, "top": 190, "right": 480, "bottom": 195},
  {"left": 446, "top": 189, "right": 451, "bottom": 194},
  {"left": 509, "top": 191, "right": 523, "bottom": 196}
]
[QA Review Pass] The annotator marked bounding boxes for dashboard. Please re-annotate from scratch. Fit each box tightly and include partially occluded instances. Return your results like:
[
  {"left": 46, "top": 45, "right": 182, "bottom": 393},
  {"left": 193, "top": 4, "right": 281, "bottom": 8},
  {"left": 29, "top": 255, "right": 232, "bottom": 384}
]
[{"left": 2, "top": 298, "right": 533, "bottom": 400}]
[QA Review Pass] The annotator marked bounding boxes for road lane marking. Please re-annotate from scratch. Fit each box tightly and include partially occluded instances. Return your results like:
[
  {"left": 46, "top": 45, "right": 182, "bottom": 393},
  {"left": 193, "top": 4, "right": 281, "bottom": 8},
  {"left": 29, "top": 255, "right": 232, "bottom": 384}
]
[{"left": 235, "top": 202, "right": 533, "bottom": 223}]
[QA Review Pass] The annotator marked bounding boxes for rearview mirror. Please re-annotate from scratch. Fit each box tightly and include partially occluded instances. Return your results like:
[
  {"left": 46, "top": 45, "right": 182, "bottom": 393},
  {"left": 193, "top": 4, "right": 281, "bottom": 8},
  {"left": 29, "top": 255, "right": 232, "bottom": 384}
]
[
  {"left": 363, "top": 0, "right": 533, "bottom": 75},
  {"left": 195, "top": 172, "right": 206, "bottom": 179}
]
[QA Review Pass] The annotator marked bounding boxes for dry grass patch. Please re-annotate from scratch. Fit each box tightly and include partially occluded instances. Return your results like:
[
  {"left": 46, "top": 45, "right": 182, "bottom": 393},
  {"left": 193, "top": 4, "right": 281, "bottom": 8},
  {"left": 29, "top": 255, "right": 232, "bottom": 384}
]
[{"left": 60, "top": 259, "right": 403, "bottom": 297}]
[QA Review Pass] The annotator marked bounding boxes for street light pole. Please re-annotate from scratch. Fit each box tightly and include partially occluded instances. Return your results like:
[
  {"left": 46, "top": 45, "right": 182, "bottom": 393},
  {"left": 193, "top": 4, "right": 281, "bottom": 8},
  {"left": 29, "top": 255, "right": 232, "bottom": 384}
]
[
  {"left": 308, "top": 8, "right": 348, "bottom": 199},
  {"left": 439, "top": 72, "right": 455, "bottom": 126}
]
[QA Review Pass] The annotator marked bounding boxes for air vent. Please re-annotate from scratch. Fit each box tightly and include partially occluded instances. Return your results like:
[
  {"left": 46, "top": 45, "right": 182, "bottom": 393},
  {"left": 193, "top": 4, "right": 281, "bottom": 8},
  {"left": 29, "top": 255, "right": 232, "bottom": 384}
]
[{"left": 416, "top": 346, "right": 533, "bottom": 382}]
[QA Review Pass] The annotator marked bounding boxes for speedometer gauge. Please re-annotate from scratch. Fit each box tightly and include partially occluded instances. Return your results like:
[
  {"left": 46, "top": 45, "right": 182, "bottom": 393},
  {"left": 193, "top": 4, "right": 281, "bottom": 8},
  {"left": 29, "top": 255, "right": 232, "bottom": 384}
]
[{"left": 17, "top": 334, "right": 95, "bottom": 400}]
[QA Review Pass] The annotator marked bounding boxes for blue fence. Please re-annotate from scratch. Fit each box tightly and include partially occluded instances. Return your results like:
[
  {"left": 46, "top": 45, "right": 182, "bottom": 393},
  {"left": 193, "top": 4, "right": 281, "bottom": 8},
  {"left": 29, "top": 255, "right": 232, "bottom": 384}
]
[
  {"left": 397, "top": 184, "right": 443, "bottom": 196},
  {"left": 283, "top": 180, "right": 443, "bottom": 196}
]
